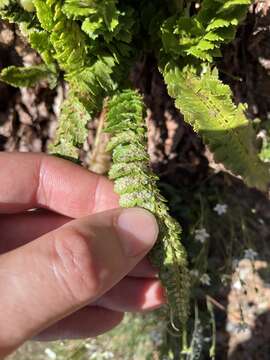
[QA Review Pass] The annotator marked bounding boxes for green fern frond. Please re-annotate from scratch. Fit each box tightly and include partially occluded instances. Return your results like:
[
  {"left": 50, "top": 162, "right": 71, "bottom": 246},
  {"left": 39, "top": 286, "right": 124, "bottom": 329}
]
[
  {"left": 66, "top": 56, "right": 117, "bottom": 113},
  {"left": 0, "top": 0, "right": 36, "bottom": 25},
  {"left": 34, "top": 1, "right": 88, "bottom": 73},
  {"left": 27, "top": 29, "right": 56, "bottom": 67},
  {"left": 63, "top": 0, "right": 118, "bottom": 30},
  {"left": 0, "top": 64, "right": 57, "bottom": 88},
  {"left": 105, "top": 89, "right": 190, "bottom": 330},
  {"left": 161, "top": 0, "right": 251, "bottom": 62},
  {"left": 62, "top": 0, "right": 102, "bottom": 18},
  {"left": 0, "top": 0, "right": 135, "bottom": 161},
  {"left": 63, "top": 0, "right": 135, "bottom": 45},
  {"left": 163, "top": 64, "right": 270, "bottom": 191},
  {"left": 49, "top": 94, "right": 90, "bottom": 160},
  {"left": 32, "top": 0, "right": 54, "bottom": 31}
]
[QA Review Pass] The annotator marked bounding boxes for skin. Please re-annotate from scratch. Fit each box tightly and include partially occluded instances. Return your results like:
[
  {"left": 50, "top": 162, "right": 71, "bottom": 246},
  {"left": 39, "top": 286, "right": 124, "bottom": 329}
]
[{"left": 0, "top": 152, "right": 165, "bottom": 359}]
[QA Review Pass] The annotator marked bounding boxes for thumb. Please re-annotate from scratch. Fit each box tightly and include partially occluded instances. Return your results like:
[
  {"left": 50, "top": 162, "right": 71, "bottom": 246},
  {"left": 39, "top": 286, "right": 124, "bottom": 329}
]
[{"left": 0, "top": 208, "right": 158, "bottom": 356}]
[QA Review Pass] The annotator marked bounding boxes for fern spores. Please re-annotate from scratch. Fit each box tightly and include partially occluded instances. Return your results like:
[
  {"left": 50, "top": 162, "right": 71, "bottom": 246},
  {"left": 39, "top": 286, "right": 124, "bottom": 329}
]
[{"left": 105, "top": 90, "right": 190, "bottom": 330}]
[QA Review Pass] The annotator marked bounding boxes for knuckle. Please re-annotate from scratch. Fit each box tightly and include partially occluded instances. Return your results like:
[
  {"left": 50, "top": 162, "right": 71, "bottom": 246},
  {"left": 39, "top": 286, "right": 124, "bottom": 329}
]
[{"left": 50, "top": 226, "right": 100, "bottom": 303}]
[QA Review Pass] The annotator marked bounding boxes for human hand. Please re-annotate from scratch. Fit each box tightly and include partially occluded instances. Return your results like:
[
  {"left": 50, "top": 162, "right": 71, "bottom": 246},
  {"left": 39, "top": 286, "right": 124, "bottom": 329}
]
[{"left": 0, "top": 153, "right": 164, "bottom": 358}]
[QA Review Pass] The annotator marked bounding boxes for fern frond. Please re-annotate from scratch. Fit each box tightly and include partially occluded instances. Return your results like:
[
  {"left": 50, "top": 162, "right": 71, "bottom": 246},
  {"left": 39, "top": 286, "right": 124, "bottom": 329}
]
[
  {"left": 32, "top": 0, "right": 54, "bottom": 31},
  {"left": 62, "top": 0, "right": 101, "bottom": 18},
  {"left": 0, "top": 1, "right": 57, "bottom": 68},
  {"left": 163, "top": 64, "right": 270, "bottom": 191},
  {"left": 49, "top": 94, "right": 90, "bottom": 160},
  {"left": 63, "top": 0, "right": 135, "bottom": 45},
  {"left": 32, "top": 0, "right": 88, "bottom": 73},
  {"left": 0, "top": 0, "right": 36, "bottom": 25},
  {"left": 0, "top": 64, "right": 57, "bottom": 88},
  {"left": 66, "top": 56, "right": 117, "bottom": 113},
  {"left": 1, "top": 0, "right": 136, "bottom": 161},
  {"left": 27, "top": 29, "right": 56, "bottom": 67},
  {"left": 161, "top": 0, "right": 251, "bottom": 62},
  {"left": 105, "top": 89, "right": 190, "bottom": 330}
]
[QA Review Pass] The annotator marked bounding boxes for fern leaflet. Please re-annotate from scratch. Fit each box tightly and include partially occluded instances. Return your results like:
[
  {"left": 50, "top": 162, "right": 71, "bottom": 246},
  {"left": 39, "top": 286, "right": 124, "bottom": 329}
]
[{"left": 0, "top": 64, "right": 57, "bottom": 88}]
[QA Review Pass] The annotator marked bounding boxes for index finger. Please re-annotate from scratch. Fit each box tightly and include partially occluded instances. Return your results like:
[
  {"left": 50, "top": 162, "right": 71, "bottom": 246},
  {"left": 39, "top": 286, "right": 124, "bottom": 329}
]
[{"left": 0, "top": 152, "right": 119, "bottom": 217}]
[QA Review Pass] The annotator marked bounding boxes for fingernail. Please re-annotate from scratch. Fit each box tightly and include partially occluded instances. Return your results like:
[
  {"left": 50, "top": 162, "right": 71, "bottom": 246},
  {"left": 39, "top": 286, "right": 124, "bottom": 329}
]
[{"left": 116, "top": 208, "right": 159, "bottom": 257}]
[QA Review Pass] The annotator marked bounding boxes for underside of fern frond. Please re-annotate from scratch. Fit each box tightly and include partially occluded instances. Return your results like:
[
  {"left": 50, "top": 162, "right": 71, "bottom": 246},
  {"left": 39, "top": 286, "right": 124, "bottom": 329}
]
[
  {"left": 163, "top": 65, "right": 270, "bottom": 191},
  {"left": 105, "top": 89, "right": 190, "bottom": 331}
]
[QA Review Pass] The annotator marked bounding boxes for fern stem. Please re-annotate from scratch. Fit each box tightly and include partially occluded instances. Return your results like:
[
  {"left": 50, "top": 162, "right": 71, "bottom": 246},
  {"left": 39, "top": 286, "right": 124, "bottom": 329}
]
[{"left": 88, "top": 100, "right": 111, "bottom": 175}]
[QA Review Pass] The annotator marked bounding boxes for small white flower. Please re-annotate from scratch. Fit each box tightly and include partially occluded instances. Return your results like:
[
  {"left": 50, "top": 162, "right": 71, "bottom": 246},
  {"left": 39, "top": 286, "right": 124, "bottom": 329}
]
[
  {"left": 213, "top": 203, "right": 228, "bottom": 215},
  {"left": 190, "top": 269, "right": 200, "bottom": 278},
  {"left": 103, "top": 351, "right": 114, "bottom": 359},
  {"left": 257, "top": 130, "right": 267, "bottom": 140},
  {"left": 44, "top": 348, "right": 56, "bottom": 360},
  {"left": 200, "top": 273, "right": 211, "bottom": 286},
  {"left": 243, "top": 248, "right": 258, "bottom": 260},
  {"left": 194, "top": 228, "right": 210, "bottom": 243}
]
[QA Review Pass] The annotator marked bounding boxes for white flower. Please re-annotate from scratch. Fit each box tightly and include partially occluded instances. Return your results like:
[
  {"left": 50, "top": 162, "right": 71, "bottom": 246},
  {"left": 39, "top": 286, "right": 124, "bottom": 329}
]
[
  {"left": 200, "top": 273, "right": 211, "bottom": 286},
  {"left": 243, "top": 248, "right": 258, "bottom": 260},
  {"left": 44, "top": 348, "right": 56, "bottom": 360},
  {"left": 190, "top": 269, "right": 200, "bottom": 278},
  {"left": 257, "top": 130, "right": 267, "bottom": 140},
  {"left": 103, "top": 351, "right": 114, "bottom": 359},
  {"left": 194, "top": 228, "right": 210, "bottom": 243},
  {"left": 213, "top": 203, "right": 228, "bottom": 215},
  {"left": 91, "top": 352, "right": 114, "bottom": 360}
]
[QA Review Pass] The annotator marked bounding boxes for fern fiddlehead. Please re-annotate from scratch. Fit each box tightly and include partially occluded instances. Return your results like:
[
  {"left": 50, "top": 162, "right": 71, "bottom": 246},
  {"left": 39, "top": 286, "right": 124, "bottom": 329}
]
[{"left": 105, "top": 89, "right": 190, "bottom": 331}]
